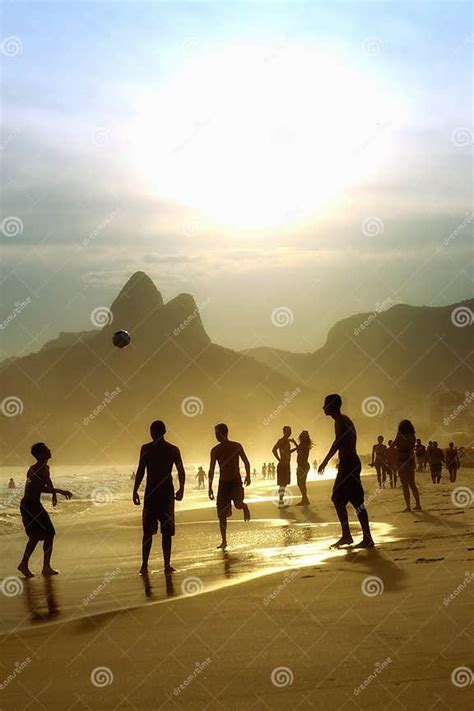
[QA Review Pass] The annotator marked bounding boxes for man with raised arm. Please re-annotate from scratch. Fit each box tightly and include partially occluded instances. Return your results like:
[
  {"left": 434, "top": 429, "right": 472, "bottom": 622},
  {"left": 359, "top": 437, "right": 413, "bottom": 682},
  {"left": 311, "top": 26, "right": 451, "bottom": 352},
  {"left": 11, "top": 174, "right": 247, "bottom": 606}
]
[
  {"left": 318, "top": 394, "right": 374, "bottom": 549},
  {"left": 133, "top": 420, "right": 185, "bottom": 575},
  {"left": 208, "top": 423, "right": 251, "bottom": 549}
]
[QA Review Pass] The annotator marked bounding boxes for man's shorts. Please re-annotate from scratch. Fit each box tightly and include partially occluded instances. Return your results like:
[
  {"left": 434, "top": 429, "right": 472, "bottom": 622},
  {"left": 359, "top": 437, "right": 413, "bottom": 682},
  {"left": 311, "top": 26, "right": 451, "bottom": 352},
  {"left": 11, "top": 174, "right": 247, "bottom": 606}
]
[
  {"left": 277, "top": 461, "right": 291, "bottom": 487},
  {"left": 143, "top": 493, "right": 175, "bottom": 536},
  {"left": 216, "top": 479, "right": 244, "bottom": 518},
  {"left": 332, "top": 458, "right": 365, "bottom": 509}
]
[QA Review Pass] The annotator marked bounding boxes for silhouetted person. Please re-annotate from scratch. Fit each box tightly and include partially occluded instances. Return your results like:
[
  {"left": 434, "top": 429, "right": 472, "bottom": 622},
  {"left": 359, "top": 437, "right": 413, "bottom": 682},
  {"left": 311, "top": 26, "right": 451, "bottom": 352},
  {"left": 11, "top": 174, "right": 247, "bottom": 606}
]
[
  {"left": 424, "top": 441, "right": 433, "bottom": 470},
  {"left": 445, "top": 442, "right": 460, "bottom": 482},
  {"left": 318, "top": 394, "right": 374, "bottom": 548},
  {"left": 133, "top": 420, "right": 185, "bottom": 575},
  {"left": 272, "top": 426, "right": 293, "bottom": 507},
  {"left": 18, "top": 443, "right": 72, "bottom": 578},
  {"left": 370, "top": 435, "right": 388, "bottom": 488},
  {"left": 292, "top": 430, "right": 313, "bottom": 505},
  {"left": 386, "top": 439, "right": 398, "bottom": 488},
  {"left": 270, "top": 462, "right": 276, "bottom": 479},
  {"left": 262, "top": 463, "right": 267, "bottom": 480},
  {"left": 415, "top": 439, "right": 426, "bottom": 472},
  {"left": 130, "top": 470, "right": 135, "bottom": 480},
  {"left": 394, "top": 420, "right": 421, "bottom": 511},
  {"left": 428, "top": 441, "right": 444, "bottom": 484},
  {"left": 208, "top": 423, "right": 251, "bottom": 549},
  {"left": 8, "top": 477, "right": 16, "bottom": 489},
  {"left": 196, "top": 466, "right": 206, "bottom": 489}
]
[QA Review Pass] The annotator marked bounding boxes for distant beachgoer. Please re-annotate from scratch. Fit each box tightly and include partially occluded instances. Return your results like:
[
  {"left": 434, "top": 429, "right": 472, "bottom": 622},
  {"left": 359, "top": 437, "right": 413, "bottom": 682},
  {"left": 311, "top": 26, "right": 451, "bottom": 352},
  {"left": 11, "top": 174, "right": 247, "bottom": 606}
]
[
  {"left": 370, "top": 435, "right": 388, "bottom": 488},
  {"left": 196, "top": 466, "right": 206, "bottom": 489},
  {"left": 18, "top": 443, "right": 72, "bottom": 578},
  {"left": 133, "top": 420, "right": 185, "bottom": 575},
  {"left": 318, "top": 394, "right": 374, "bottom": 548},
  {"left": 8, "top": 477, "right": 16, "bottom": 489},
  {"left": 130, "top": 471, "right": 135, "bottom": 480},
  {"left": 424, "top": 441, "right": 433, "bottom": 470},
  {"left": 208, "top": 423, "right": 251, "bottom": 549},
  {"left": 292, "top": 430, "right": 313, "bottom": 505},
  {"left": 312, "top": 459, "right": 318, "bottom": 471},
  {"left": 428, "top": 441, "right": 444, "bottom": 484},
  {"left": 272, "top": 426, "right": 293, "bottom": 507},
  {"left": 394, "top": 420, "right": 421, "bottom": 511},
  {"left": 415, "top": 439, "right": 426, "bottom": 472},
  {"left": 262, "top": 463, "right": 267, "bottom": 480},
  {"left": 270, "top": 462, "right": 276, "bottom": 479},
  {"left": 445, "top": 442, "right": 460, "bottom": 482},
  {"left": 386, "top": 439, "right": 398, "bottom": 488}
]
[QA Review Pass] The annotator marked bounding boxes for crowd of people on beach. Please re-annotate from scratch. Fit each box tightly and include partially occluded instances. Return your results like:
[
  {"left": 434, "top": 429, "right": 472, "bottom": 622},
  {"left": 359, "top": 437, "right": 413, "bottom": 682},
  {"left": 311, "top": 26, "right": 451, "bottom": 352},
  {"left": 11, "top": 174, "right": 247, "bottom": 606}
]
[{"left": 14, "top": 393, "right": 464, "bottom": 579}]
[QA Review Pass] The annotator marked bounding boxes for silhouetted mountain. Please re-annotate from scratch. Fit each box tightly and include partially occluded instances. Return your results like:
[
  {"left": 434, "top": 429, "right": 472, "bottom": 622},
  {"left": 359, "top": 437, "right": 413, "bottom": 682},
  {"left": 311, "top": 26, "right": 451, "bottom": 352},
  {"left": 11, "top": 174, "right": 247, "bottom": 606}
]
[{"left": 0, "top": 273, "right": 311, "bottom": 464}]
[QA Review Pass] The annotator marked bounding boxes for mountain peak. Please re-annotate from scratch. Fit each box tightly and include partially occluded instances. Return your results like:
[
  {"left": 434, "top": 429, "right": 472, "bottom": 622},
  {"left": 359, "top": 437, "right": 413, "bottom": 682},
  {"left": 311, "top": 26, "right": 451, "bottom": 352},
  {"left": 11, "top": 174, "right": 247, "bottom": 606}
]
[{"left": 110, "top": 271, "right": 164, "bottom": 325}]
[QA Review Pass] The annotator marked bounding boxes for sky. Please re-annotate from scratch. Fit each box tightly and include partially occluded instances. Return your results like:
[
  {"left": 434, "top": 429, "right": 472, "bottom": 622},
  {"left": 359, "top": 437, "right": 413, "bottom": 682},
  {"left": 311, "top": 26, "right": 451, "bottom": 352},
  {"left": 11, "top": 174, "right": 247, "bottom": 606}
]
[{"left": 1, "top": 0, "right": 472, "bottom": 358}]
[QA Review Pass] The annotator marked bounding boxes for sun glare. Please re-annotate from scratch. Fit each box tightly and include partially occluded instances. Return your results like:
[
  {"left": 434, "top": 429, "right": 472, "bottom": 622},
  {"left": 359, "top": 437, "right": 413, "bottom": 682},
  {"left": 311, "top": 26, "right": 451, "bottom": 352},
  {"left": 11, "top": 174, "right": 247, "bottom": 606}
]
[{"left": 132, "top": 44, "right": 400, "bottom": 230}]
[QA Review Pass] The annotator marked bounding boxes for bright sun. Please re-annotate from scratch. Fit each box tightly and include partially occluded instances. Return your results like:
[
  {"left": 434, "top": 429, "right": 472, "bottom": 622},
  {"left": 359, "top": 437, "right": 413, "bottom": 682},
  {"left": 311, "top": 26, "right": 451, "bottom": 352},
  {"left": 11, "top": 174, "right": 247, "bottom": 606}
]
[{"left": 132, "top": 44, "right": 399, "bottom": 230}]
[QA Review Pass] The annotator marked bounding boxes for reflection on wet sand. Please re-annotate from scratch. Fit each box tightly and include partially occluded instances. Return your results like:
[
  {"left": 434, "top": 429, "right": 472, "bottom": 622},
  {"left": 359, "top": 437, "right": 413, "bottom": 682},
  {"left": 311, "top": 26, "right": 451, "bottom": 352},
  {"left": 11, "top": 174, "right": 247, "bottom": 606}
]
[{"left": 23, "top": 576, "right": 59, "bottom": 623}]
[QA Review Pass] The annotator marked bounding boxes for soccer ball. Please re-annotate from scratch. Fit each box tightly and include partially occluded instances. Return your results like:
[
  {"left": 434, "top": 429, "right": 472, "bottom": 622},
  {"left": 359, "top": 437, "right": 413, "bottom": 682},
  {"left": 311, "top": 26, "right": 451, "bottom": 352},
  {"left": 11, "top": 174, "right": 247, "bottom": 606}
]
[{"left": 112, "top": 330, "right": 131, "bottom": 348}]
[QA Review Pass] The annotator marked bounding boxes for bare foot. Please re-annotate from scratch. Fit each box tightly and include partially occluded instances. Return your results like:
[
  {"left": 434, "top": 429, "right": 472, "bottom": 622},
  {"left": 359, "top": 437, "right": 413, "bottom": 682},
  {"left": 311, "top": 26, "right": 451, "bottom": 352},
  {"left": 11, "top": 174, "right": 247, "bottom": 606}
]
[
  {"left": 402, "top": 507, "right": 411, "bottom": 512},
  {"left": 296, "top": 500, "right": 310, "bottom": 506},
  {"left": 41, "top": 567, "right": 59, "bottom": 576},
  {"left": 217, "top": 542, "right": 227, "bottom": 549},
  {"left": 330, "top": 536, "right": 353, "bottom": 549},
  {"left": 243, "top": 505, "right": 251, "bottom": 522},
  {"left": 18, "top": 562, "right": 34, "bottom": 578},
  {"left": 139, "top": 565, "right": 148, "bottom": 576},
  {"left": 413, "top": 505, "right": 422, "bottom": 511},
  {"left": 164, "top": 566, "right": 176, "bottom": 575},
  {"left": 352, "top": 538, "right": 375, "bottom": 549}
]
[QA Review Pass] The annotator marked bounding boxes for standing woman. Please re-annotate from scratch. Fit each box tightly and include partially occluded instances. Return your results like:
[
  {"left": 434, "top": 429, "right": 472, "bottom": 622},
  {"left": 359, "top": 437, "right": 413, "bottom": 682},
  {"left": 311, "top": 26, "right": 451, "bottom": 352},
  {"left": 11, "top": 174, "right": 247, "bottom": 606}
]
[
  {"left": 394, "top": 420, "right": 422, "bottom": 512},
  {"left": 293, "top": 430, "right": 313, "bottom": 506}
]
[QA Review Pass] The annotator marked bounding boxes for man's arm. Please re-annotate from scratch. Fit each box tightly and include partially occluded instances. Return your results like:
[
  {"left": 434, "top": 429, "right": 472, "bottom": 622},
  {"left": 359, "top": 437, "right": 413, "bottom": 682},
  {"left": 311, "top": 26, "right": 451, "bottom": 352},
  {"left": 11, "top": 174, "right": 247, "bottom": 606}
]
[
  {"left": 239, "top": 445, "right": 251, "bottom": 486},
  {"left": 174, "top": 448, "right": 185, "bottom": 500},
  {"left": 208, "top": 448, "right": 217, "bottom": 500},
  {"left": 272, "top": 440, "right": 281, "bottom": 461},
  {"left": 370, "top": 444, "right": 376, "bottom": 466},
  {"left": 133, "top": 445, "right": 147, "bottom": 505}
]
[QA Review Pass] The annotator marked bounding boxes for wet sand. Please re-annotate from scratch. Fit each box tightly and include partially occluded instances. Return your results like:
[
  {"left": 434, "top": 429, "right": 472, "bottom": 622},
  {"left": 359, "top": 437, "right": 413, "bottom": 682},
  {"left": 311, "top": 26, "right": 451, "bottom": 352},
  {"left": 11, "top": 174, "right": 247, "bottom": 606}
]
[{"left": 0, "top": 472, "right": 472, "bottom": 709}]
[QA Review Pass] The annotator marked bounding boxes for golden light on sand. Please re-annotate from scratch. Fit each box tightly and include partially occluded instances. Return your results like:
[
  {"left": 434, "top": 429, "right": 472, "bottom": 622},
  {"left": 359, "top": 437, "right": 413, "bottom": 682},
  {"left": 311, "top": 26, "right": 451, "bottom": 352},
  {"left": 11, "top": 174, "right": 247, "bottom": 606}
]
[{"left": 132, "top": 44, "right": 401, "bottom": 230}]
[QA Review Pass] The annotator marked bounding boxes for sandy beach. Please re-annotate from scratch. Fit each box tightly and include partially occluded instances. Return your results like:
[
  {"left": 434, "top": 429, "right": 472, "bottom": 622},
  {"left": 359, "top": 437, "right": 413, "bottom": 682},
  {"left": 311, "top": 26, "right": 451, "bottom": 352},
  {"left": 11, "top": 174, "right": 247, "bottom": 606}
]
[{"left": 0, "top": 469, "right": 472, "bottom": 710}]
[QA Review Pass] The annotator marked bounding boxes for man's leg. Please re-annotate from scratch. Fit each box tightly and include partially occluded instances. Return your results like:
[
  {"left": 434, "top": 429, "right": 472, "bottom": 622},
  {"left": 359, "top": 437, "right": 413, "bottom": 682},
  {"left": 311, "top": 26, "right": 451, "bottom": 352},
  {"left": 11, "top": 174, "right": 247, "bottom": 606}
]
[
  {"left": 162, "top": 533, "right": 173, "bottom": 573},
  {"left": 18, "top": 537, "right": 39, "bottom": 577},
  {"left": 218, "top": 516, "right": 227, "bottom": 548},
  {"left": 42, "top": 534, "right": 58, "bottom": 575},
  {"left": 408, "top": 471, "right": 421, "bottom": 510},
  {"left": 399, "top": 473, "right": 411, "bottom": 510},
  {"left": 351, "top": 482, "right": 374, "bottom": 547},
  {"left": 141, "top": 531, "right": 153, "bottom": 574},
  {"left": 330, "top": 486, "right": 353, "bottom": 546},
  {"left": 375, "top": 463, "right": 382, "bottom": 488}
]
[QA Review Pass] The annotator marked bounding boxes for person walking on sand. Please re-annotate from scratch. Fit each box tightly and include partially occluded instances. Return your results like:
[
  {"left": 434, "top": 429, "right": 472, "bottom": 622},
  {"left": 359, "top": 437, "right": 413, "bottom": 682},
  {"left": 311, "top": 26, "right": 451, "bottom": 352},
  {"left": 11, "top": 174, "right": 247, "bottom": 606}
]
[
  {"left": 393, "top": 420, "right": 421, "bottom": 512},
  {"left": 386, "top": 439, "right": 398, "bottom": 488},
  {"left": 427, "top": 441, "right": 444, "bottom": 484},
  {"left": 272, "top": 426, "right": 293, "bottom": 507},
  {"left": 370, "top": 435, "right": 388, "bottom": 488},
  {"left": 445, "top": 442, "right": 460, "bottom": 483},
  {"left": 195, "top": 466, "right": 206, "bottom": 489},
  {"left": 8, "top": 477, "right": 16, "bottom": 489},
  {"left": 293, "top": 430, "right": 313, "bottom": 506},
  {"left": 262, "top": 462, "right": 267, "bottom": 480},
  {"left": 318, "top": 394, "right": 374, "bottom": 548},
  {"left": 18, "top": 443, "right": 72, "bottom": 578},
  {"left": 415, "top": 439, "right": 426, "bottom": 472},
  {"left": 133, "top": 420, "right": 185, "bottom": 575},
  {"left": 208, "top": 423, "right": 251, "bottom": 549}
]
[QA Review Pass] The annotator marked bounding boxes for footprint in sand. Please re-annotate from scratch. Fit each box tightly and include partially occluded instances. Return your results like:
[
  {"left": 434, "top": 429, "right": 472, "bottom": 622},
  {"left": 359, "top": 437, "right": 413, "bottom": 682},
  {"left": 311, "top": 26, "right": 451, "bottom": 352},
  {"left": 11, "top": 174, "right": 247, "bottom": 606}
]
[{"left": 415, "top": 557, "right": 445, "bottom": 563}]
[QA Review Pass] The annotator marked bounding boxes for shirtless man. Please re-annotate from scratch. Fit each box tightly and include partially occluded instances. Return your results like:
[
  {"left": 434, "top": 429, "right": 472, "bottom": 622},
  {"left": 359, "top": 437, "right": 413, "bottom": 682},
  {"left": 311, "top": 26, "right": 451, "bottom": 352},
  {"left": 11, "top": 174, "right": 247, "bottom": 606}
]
[
  {"left": 133, "top": 420, "right": 185, "bottom": 575},
  {"left": 208, "top": 423, "right": 251, "bottom": 549},
  {"left": 318, "top": 394, "right": 374, "bottom": 548},
  {"left": 272, "top": 426, "right": 293, "bottom": 507},
  {"left": 370, "top": 435, "right": 388, "bottom": 488}
]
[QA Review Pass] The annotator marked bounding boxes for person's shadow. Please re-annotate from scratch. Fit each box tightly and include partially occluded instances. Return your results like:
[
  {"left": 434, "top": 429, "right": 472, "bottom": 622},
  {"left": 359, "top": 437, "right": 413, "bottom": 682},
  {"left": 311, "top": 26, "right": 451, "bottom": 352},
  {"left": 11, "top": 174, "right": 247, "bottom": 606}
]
[
  {"left": 140, "top": 572, "right": 176, "bottom": 598},
  {"left": 342, "top": 547, "right": 407, "bottom": 593},
  {"left": 23, "top": 576, "right": 59, "bottom": 622}
]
